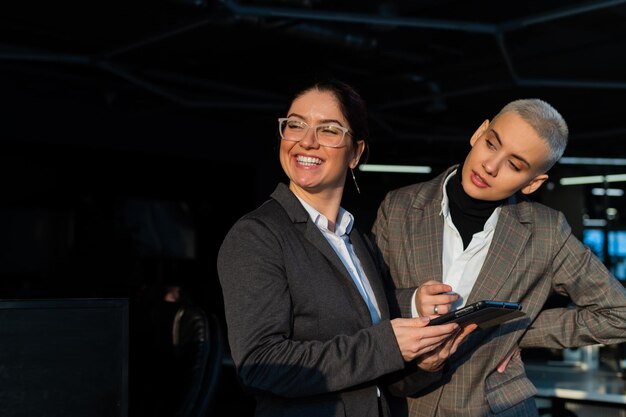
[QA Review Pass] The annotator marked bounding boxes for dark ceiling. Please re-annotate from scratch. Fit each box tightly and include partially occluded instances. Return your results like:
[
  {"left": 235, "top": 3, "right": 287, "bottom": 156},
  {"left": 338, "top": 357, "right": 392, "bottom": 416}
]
[{"left": 1, "top": 0, "right": 625, "bottom": 222}]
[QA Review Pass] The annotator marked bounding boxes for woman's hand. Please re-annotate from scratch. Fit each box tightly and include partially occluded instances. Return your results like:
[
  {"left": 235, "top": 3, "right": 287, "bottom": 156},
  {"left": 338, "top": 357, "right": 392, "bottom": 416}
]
[
  {"left": 414, "top": 280, "right": 459, "bottom": 317},
  {"left": 497, "top": 345, "right": 521, "bottom": 373},
  {"left": 390, "top": 317, "right": 460, "bottom": 362},
  {"left": 417, "top": 323, "right": 478, "bottom": 372}
]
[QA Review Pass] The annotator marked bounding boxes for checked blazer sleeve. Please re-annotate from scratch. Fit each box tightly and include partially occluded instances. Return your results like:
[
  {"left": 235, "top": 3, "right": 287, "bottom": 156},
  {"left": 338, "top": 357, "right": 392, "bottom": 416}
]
[{"left": 519, "top": 209, "right": 626, "bottom": 349}]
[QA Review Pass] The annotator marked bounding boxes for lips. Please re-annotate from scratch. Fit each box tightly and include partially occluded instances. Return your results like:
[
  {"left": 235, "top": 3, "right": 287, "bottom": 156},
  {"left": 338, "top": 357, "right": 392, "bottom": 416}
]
[{"left": 470, "top": 170, "right": 490, "bottom": 188}]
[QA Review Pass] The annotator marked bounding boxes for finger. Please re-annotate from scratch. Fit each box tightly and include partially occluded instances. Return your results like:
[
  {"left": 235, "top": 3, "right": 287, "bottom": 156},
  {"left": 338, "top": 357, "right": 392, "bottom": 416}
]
[
  {"left": 419, "top": 283, "right": 453, "bottom": 296},
  {"left": 397, "top": 317, "right": 459, "bottom": 334},
  {"left": 428, "top": 301, "right": 452, "bottom": 316},
  {"left": 415, "top": 321, "right": 459, "bottom": 337},
  {"left": 411, "top": 325, "right": 460, "bottom": 349},
  {"left": 412, "top": 334, "right": 455, "bottom": 357},
  {"left": 415, "top": 348, "right": 444, "bottom": 370},
  {"left": 392, "top": 316, "right": 431, "bottom": 329},
  {"left": 431, "top": 293, "right": 460, "bottom": 306},
  {"left": 497, "top": 345, "right": 518, "bottom": 373},
  {"left": 449, "top": 324, "right": 477, "bottom": 354},
  {"left": 436, "top": 335, "right": 456, "bottom": 358}
]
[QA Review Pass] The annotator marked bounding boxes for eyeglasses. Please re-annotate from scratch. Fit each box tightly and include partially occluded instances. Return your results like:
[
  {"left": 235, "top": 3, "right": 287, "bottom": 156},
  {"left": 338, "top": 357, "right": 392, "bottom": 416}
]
[{"left": 278, "top": 117, "right": 352, "bottom": 148}]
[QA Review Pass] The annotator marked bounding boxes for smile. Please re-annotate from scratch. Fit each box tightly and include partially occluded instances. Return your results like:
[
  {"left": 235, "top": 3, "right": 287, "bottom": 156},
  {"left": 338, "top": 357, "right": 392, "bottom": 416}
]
[{"left": 296, "top": 155, "right": 323, "bottom": 166}]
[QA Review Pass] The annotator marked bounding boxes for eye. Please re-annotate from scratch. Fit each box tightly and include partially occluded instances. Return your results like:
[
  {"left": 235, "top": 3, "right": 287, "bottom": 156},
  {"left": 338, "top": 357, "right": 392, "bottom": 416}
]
[
  {"left": 508, "top": 161, "right": 521, "bottom": 172},
  {"left": 486, "top": 139, "right": 496, "bottom": 150},
  {"left": 318, "top": 124, "right": 343, "bottom": 136},
  {"left": 286, "top": 120, "right": 307, "bottom": 130}
]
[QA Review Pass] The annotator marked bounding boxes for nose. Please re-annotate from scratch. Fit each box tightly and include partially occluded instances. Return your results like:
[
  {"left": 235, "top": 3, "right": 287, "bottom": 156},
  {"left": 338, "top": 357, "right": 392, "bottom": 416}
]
[
  {"left": 298, "top": 127, "right": 320, "bottom": 149},
  {"left": 482, "top": 156, "right": 500, "bottom": 176}
]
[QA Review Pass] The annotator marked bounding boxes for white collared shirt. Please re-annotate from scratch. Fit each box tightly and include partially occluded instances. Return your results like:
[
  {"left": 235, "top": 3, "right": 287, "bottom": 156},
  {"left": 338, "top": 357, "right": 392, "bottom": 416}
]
[
  {"left": 412, "top": 170, "right": 501, "bottom": 316},
  {"left": 297, "top": 197, "right": 381, "bottom": 325},
  {"left": 441, "top": 170, "right": 500, "bottom": 310}
]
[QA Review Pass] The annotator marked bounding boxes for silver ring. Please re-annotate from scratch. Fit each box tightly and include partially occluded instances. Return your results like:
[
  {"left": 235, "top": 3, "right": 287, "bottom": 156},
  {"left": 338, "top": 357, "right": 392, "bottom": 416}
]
[{"left": 433, "top": 304, "right": 438, "bottom": 314}]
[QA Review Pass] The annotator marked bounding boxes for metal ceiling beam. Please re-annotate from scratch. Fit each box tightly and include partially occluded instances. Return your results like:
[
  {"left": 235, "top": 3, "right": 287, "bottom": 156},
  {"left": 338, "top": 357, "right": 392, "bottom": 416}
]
[
  {"left": 3, "top": 1, "right": 626, "bottom": 110},
  {"left": 0, "top": 51, "right": 89, "bottom": 65},
  {"left": 221, "top": 0, "right": 496, "bottom": 33},
  {"left": 499, "top": 0, "right": 626, "bottom": 31},
  {"left": 101, "top": 16, "right": 223, "bottom": 59}
]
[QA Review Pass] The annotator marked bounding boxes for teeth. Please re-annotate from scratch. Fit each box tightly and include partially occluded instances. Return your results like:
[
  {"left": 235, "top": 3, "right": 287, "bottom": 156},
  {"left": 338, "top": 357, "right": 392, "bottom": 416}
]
[{"left": 297, "top": 156, "right": 322, "bottom": 166}]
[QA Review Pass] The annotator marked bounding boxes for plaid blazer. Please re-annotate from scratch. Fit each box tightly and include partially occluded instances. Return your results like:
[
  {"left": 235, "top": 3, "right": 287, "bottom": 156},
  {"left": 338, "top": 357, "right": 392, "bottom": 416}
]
[{"left": 372, "top": 166, "right": 626, "bottom": 417}]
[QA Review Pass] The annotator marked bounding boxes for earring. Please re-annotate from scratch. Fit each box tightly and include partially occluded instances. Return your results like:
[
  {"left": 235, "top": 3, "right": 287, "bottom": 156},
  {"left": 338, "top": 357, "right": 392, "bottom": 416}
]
[{"left": 350, "top": 168, "right": 361, "bottom": 194}]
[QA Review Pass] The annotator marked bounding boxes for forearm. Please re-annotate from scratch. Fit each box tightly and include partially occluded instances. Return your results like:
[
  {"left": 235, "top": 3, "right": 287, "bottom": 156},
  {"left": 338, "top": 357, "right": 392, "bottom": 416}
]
[
  {"left": 218, "top": 219, "right": 405, "bottom": 398},
  {"left": 234, "top": 321, "right": 404, "bottom": 397},
  {"left": 520, "top": 224, "right": 626, "bottom": 349}
]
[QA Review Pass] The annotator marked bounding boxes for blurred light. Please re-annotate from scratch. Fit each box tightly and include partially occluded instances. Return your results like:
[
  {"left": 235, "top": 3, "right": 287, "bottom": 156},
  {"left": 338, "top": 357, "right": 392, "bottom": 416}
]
[
  {"left": 583, "top": 218, "right": 608, "bottom": 227},
  {"left": 359, "top": 164, "right": 432, "bottom": 174},
  {"left": 559, "top": 157, "right": 626, "bottom": 166},
  {"left": 591, "top": 188, "right": 625, "bottom": 197},
  {"left": 560, "top": 174, "right": 626, "bottom": 186}
]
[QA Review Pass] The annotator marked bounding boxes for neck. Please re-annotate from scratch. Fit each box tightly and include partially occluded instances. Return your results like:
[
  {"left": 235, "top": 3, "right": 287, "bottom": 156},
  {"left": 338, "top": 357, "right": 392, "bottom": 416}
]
[
  {"left": 447, "top": 166, "right": 504, "bottom": 249},
  {"left": 289, "top": 182, "right": 343, "bottom": 227},
  {"left": 449, "top": 166, "right": 503, "bottom": 214}
]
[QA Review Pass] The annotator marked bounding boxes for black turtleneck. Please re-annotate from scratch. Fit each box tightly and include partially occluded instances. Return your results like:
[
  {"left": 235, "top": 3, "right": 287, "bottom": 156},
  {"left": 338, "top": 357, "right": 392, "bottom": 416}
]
[{"left": 446, "top": 165, "right": 504, "bottom": 249}]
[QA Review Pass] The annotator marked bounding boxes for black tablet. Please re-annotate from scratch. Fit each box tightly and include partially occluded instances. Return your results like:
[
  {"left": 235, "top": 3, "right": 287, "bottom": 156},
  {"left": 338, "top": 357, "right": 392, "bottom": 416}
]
[{"left": 428, "top": 300, "right": 525, "bottom": 329}]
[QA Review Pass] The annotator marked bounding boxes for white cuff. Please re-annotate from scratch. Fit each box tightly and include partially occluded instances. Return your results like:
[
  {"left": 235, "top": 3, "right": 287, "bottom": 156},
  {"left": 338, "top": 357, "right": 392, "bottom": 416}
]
[{"left": 411, "top": 289, "right": 419, "bottom": 318}]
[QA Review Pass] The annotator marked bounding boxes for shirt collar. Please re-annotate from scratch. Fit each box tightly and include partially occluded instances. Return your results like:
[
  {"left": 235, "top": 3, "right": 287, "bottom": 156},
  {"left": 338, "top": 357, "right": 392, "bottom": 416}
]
[
  {"left": 440, "top": 169, "right": 456, "bottom": 217},
  {"left": 296, "top": 196, "right": 354, "bottom": 236}
]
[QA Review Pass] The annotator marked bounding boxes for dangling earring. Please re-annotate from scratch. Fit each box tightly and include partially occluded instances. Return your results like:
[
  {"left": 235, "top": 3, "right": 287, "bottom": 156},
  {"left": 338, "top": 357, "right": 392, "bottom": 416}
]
[{"left": 351, "top": 168, "right": 361, "bottom": 194}]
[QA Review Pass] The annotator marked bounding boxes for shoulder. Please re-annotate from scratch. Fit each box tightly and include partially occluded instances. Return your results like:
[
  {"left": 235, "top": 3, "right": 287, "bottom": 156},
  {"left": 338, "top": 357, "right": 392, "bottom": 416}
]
[
  {"left": 227, "top": 183, "right": 303, "bottom": 232},
  {"left": 218, "top": 198, "right": 291, "bottom": 265},
  {"left": 226, "top": 198, "right": 289, "bottom": 238},
  {"left": 381, "top": 167, "right": 452, "bottom": 209},
  {"left": 507, "top": 195, "right": 571, "bottom": 238},
  {"left": 511, "top": 195, "right": 565, "bottom": 224}
]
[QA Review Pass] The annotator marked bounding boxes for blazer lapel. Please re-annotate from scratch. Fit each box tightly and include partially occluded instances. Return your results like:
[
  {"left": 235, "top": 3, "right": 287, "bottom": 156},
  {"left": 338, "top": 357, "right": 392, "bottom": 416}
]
[
  {"left": 351, "top": 230, "right": 390, "bottom": 320},
  {"left": 404, "top": 169, "right": 451, "bottom": 286},
  {"left": 302, "top": 217, "right": 377, "bottom": 325},
  {"left": 466, "top": 197, "right": 532, "bottom": 304},
  {"left": 407, "top": 202, "right": 444, "bottom": 284},
  {"left": 271, "top": 183, "right": 374, "bottom": 323},
  {"left": 302, "top": 220, "right": 354, "bottom": 281}
]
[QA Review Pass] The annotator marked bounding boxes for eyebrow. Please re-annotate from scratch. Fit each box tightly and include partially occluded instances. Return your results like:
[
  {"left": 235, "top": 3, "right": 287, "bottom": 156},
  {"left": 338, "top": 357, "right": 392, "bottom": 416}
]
[
  {"left": 287, "top": 113, "right": 346, "bottom": 127},
  {"left": 490, "top": 128, "right": 532, "bottom": 169}
]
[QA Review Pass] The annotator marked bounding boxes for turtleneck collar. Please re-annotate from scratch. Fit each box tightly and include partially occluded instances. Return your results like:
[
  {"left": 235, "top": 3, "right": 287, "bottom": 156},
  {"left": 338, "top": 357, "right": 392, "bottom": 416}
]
[
  {"left": 446, "top": 163, "right": 505, "bottom": 249},
  {"left": 447, "top": 164, "right": 503, "bottom": 219}
]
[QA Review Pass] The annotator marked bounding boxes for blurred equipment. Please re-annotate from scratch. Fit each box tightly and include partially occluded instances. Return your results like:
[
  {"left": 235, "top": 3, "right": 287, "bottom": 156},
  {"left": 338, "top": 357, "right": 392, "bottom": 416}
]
[
  {"left": 134, "top": 286, "right": 224, "bottom": 417},
  {"left": 0, "top": 298, "right": 129, "bottom": 417}
]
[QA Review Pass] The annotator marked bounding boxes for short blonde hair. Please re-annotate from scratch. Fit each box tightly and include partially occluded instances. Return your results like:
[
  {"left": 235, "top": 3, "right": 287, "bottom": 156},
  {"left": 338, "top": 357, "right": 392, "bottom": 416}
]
[{"left": 493, "top": 99, "right": 568, "bottom": 171}]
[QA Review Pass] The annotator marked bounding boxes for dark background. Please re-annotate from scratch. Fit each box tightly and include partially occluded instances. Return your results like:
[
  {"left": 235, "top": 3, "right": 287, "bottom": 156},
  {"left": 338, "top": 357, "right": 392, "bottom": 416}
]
[{"left": 1, "top": 0, "right": 626, "bottom": 415}]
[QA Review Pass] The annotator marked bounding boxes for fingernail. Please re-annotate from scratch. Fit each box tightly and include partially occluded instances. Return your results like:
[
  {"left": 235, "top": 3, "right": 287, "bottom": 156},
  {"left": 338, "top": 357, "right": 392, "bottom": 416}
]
[{"left": 420, "top": 317, "right": 430, "bottom": 324}]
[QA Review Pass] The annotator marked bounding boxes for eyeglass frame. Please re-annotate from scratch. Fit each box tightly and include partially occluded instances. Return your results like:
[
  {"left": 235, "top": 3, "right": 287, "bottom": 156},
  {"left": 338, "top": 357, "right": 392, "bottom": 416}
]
[{"left": 277, "top": 117, "right": 353, "bottom": 148}]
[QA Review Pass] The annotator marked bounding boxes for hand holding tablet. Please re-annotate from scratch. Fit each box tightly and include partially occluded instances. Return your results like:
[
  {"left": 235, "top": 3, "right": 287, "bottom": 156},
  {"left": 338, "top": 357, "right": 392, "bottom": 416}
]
[{"left": 428, "top": 300, "right": 525, "bottom": 329}]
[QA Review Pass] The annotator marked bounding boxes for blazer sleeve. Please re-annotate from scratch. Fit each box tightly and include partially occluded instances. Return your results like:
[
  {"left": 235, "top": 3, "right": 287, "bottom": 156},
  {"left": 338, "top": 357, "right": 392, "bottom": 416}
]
[
  {"left": 519, "top": 211, "right": 626, "bottom": 349},
  {"left": 217, "top": 216, "right": 405, "bottom": 398}
]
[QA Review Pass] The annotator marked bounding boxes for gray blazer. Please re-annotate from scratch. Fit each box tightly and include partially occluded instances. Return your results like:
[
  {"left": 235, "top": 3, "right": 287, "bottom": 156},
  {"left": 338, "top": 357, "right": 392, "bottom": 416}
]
[
  {"left": 372, "top": 166, "right": 626, "bottom": 417},
  {"left": 217, "top": 183, "right": 437, "bottom": 417}
]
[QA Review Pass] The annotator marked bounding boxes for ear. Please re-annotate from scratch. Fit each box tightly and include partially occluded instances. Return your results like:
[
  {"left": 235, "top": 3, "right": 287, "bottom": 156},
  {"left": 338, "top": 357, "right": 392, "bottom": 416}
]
[
  {"left": 520, "top": 173, "right": 549, "bottom": 195},
  {"left": 349, "top": 140, "right": 366, "bottom": 169},
  {"left": 470, "top": 119, "right": 490, "bottom": 147}
]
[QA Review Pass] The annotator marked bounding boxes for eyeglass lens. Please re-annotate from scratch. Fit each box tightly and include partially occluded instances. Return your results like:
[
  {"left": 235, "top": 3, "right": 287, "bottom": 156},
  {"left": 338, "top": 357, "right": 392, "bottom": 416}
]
[{"left": 279, "top": 119, "right": 346, "bottom": 147}]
